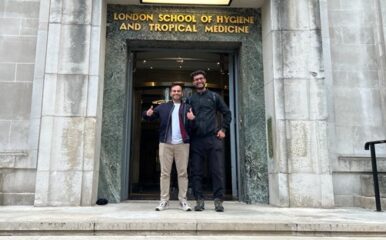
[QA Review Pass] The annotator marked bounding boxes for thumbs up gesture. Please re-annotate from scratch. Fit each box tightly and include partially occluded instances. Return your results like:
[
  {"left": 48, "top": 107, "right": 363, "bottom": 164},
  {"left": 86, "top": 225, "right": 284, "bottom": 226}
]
[
  {"left": 146, "top": 105, "right": 154, "bottom": 116},
  {"left": 187, "top": 108, "right": 195, "bottom": 120}
]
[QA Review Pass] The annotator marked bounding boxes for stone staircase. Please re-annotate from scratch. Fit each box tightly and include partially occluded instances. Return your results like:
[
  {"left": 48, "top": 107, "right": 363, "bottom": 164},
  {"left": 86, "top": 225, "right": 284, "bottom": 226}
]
[
  {"left": 333, "top": 156, "right": 386, "bottom": 209},
  {"left": 354, "top": 174, "right": 386, "bottom": 210}
]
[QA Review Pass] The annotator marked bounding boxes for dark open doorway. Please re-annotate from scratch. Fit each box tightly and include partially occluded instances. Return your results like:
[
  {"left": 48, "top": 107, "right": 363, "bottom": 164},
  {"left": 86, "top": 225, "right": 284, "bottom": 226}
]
[{"left": 126, "top": 49, "right": 238, "bottom": 201}]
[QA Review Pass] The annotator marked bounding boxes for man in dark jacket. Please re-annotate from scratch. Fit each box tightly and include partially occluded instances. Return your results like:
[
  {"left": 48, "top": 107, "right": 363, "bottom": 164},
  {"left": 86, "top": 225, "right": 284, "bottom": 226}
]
[
  {"left": 187, "top": 70, "right": 232, "bottom": 212},
  {"left": 143, "top": 83, "right": 193, "bottom": 211}
]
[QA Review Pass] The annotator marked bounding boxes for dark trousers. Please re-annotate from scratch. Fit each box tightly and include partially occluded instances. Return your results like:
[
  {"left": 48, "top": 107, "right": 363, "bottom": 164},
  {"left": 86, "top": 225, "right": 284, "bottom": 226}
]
[{"left": 190, "top": 135, "right": 225, "bottom": 200}]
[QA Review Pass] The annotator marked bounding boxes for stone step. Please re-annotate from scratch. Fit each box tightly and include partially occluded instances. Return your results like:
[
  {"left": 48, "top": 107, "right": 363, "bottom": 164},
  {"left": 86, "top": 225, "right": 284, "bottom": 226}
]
[
  {"left": 360, "top": 175, "right": 386, "bottom": 197},
  {"left": 0, "top": 236, "right": 385, "bottom": 240},
  {"left": 1, "top": 202, "right": 386, "bottom": 237},
  {"left": 354, "top": 195, "right": 386, "bottom": 210}
]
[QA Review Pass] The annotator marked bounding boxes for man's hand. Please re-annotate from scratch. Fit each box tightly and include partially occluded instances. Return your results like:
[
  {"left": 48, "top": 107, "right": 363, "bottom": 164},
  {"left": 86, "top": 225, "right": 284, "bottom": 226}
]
[
  {"left": 146, "top": 106, "right": 154, "bottom": 116},
  {"left": 187, "top": 108, "right": 195, "bottom": 120},
  {"left": 216, "top": 129, "right": 225, "bottom": 139}
]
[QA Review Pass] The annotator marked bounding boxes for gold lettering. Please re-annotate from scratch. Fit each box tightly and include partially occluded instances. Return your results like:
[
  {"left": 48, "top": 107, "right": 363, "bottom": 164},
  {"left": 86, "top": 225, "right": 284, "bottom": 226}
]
[
  {"left": 200, "top": 15, "right": 212, "bottom": 23},
  {"left": 247, "top": 16, "right": 254, "bottom": 24},
  {"left": 119, "top": 22, "right": 142, "bottom": 31},
  {"left": 148, "top": 23, "right": 197, "bottom": 32},
  {"left": 158, "top": 14, "right": 164, "bottom": 22},
  {"left": 114, "top": 12, "right": 153, "bottom": 21},
  {"left": 216, "top": 15, "right": 224, "bottom": 23},
  {"left": 158, "top": 14, "right": 196, "bottom": 23},
  {"left": 205, "top": 25, "right": 212, "bottom": 32},
  {"left": 115, "top": 12, "right": 252, "bottom": 34},
  {"left": 161, "top": 24, "right": 169, "bottom": 31},
  {"left": 223, "top": 16, "right": 230, "bottom": 23},
  {"left": 127, "top": 23, "right": 141, "bottom": 31},
  {"left": 215, "top": 15, "right": 254, "bottom": 24},
  {"left": 229, "top": 16, "right": 237, "bottom": 23},
  {"left": 185, "top": 25, "right": 191, "bottom": 32},
  {"left": 118, "top": 13, "right": 126, "bottom": 21},
  {"left": 205, "top": 25, "right": 249, "bottom": 33},
  {"left": 119, "top": 22, "right": 127, "bottom": 30},
  {"left": 185, "top": 15, "right": 196, "bottom": 23}
]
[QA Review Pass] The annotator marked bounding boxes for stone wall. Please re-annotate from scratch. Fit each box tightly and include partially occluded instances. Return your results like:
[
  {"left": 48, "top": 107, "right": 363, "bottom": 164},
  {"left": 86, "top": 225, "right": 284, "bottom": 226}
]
[
  {"left": 0, "top": 0, "right": 40, "bottom": 205},
  {"left": 327, "top": 0, "right": 386, "bottom": 207},
  {"left": 328, "top": 0, "right": 386, "bottom": 157},
  {"left": 380, "top": 0, "right": 386, "bottom": 138}
]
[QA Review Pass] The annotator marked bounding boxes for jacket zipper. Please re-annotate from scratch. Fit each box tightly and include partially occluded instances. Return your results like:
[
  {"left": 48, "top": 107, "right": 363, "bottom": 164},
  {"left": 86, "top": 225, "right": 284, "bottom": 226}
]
[{"left": 164, "top": 103, "right": 174, "bottom": 143}]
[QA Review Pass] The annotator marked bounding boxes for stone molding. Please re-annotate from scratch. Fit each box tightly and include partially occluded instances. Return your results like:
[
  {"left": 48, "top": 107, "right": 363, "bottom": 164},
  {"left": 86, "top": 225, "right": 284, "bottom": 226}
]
[
  {"left": 334, "top": 156, "right": 386, "bottom": 173},
  {"left": 0, "top": 152, "right": 30, "bottom": 169}
]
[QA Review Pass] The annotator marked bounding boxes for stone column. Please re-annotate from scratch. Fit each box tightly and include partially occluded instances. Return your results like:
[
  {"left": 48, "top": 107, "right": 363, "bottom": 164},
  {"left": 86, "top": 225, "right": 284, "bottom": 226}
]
[
  {"left": 262, "top": 0, "right": 334, "bottom": 207},
  {"left": 33, "top": 0, "right": 105, "bottom": 206}
]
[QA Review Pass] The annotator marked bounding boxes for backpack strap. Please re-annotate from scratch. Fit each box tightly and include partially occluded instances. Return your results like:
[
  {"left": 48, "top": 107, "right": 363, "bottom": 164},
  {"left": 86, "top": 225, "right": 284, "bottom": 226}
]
[{"left": 185, "top": 96, "right": 192, "bottom": 105}]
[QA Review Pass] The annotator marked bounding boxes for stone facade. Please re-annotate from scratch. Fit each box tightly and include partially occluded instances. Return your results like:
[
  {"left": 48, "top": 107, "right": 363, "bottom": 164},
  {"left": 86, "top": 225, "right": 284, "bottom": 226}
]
[
  {"left": 0, "top": 0, "right": 384, "bottom": 207},
  {"left": 0, "top": 0, "right": 39, "bottom": 205}
]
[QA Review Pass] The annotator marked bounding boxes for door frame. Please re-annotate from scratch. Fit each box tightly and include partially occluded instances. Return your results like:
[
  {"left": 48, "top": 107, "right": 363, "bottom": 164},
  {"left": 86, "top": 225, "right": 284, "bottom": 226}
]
[{"left": 122, "top": 45, "right": 241, "bottom": 200}]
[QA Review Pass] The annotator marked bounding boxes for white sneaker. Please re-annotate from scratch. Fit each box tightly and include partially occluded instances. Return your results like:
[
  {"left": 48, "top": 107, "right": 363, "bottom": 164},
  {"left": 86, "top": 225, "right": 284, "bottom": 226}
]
[
  {"left": 155, "top": 201, "right": 169, "bottom": 211},
  {"left": 180, "top": 201, "right": 192, "bottom": 211}
]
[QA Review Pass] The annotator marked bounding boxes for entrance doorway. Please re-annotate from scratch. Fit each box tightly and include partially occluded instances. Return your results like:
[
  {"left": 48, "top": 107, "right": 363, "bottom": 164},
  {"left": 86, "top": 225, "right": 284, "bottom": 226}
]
[{"left": 126, "top": 49, "right": 238, "bottom": 201}]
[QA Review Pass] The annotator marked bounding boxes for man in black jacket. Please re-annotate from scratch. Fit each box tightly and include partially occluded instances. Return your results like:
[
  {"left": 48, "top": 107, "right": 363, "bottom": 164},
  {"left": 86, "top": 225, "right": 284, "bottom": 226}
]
[
  {"left": 143, "top": 83, "right": 193, "bottom": 211},
  {"left": 187, "top": 70, "right": 232, "bottom": 212}
]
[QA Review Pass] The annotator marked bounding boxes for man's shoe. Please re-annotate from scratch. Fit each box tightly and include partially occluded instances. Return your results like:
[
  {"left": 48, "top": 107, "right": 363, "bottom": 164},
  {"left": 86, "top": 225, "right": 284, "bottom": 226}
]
[
  {"left": 180, "top": 201, "right": 192, "bottom": 211},
  {"left": 155, "top": 201, "right": 169, "bottom": 211},
  {"left": 214, "top": 199, "right": 224, "bottom": 212},
  {"left": 194, "top": 199, "right": 205, "bottom": 211}
]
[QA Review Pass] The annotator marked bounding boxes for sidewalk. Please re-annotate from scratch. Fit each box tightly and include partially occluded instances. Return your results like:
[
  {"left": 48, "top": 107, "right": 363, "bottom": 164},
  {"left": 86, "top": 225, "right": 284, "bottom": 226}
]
[{"left": 1, "top": 201, "right": 386, "bottom": 237}]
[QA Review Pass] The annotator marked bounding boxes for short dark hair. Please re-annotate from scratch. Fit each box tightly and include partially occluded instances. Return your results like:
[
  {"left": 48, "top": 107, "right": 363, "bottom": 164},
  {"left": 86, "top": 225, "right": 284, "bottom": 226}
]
[
  {"left": 190, "top": 70, "right": 207, "bottom": 80},
  {"left": 170, "top": 82, "right": 184, "bottom": 91}
]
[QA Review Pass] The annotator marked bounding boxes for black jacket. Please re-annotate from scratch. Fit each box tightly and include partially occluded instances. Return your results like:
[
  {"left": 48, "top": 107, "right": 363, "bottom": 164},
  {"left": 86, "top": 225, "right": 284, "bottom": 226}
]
[
  {"left": 187, "top": 90, "right": 231, "bottom": 137},
  {"left": 142, "top": 101, "right": 191, "bottom": 143}
]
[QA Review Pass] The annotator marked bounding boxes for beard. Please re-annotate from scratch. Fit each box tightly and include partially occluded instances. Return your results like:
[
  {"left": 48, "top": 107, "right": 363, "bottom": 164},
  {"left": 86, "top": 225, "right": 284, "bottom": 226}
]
[
  {"left": 195, "top": 83, "right": 205, "bottom": 90},
  {"left": 172, "top": 94, "right": 182, "bottom": 101}
]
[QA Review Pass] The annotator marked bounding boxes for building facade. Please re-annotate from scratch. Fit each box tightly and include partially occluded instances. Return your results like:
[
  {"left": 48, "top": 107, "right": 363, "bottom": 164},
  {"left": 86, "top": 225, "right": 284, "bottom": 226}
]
[{"left": 0, "top": 0, "right": 385, "bottom": 208}]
